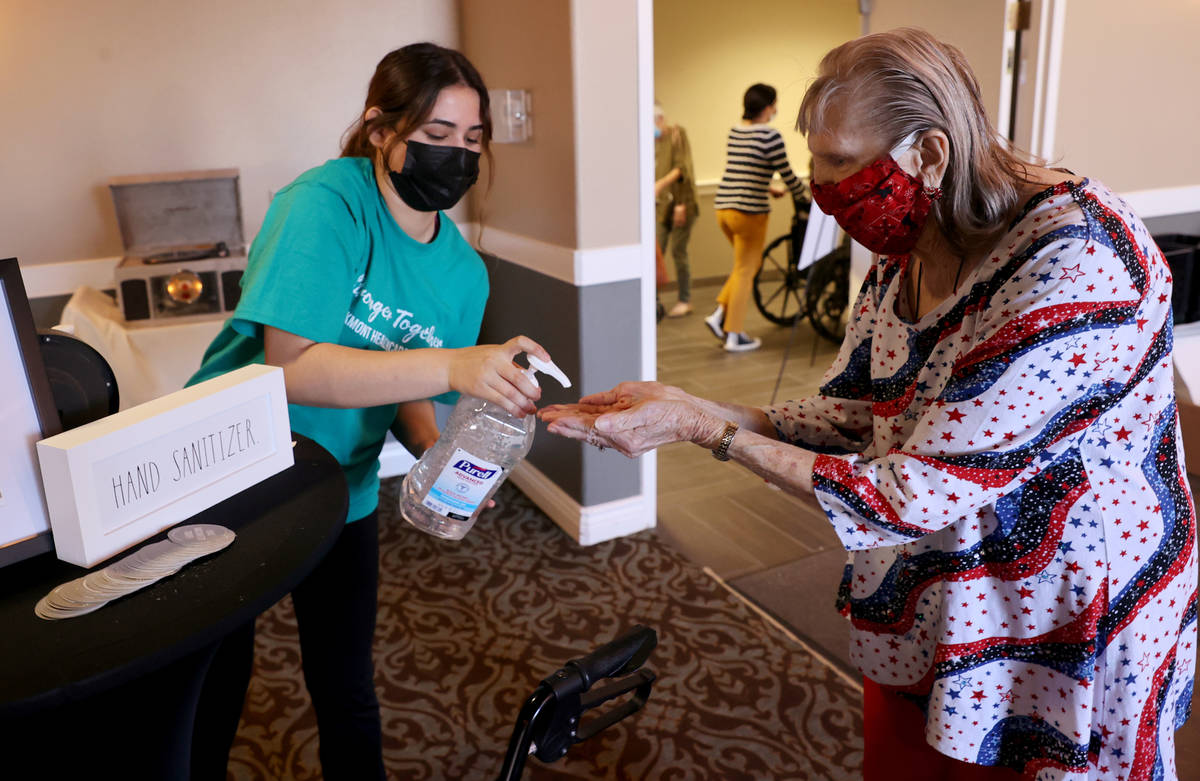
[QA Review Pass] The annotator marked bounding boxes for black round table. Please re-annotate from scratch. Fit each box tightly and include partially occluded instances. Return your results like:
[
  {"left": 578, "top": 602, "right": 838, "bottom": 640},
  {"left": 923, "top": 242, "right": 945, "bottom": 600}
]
[{"left": 0, "top": 434, "right": 347, "bottom": 776}]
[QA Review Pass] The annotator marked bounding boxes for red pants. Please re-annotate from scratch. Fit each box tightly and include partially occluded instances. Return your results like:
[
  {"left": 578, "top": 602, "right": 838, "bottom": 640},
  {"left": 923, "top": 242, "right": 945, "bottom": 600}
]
[{"left": 863, "top": 678, "right": 1023, "bottom": 781}]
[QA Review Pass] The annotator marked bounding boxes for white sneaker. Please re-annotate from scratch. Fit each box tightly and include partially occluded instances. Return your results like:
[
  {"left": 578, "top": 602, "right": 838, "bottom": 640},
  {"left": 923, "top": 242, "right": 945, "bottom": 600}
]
[
  {"left": 724, "top": 332, "right": 762, "bottom": 352},
  {"left": 703, "top": 309, "right": 725, "bottom": 340},
  {"left": 667, "top": 301, "right": 693, "bottom": 318}
]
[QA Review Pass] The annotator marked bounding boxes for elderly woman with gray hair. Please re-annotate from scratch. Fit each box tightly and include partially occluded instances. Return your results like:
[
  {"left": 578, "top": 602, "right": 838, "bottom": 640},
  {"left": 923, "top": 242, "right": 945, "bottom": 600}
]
[{"left": 542, "top": 28, "right": 1196, "bottom": 781}]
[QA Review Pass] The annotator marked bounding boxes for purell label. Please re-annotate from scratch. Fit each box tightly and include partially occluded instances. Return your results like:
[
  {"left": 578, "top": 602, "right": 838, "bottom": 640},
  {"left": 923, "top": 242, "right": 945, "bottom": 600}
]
[{"left": 422, "top": 447, "right": 504, "bottom": 521}]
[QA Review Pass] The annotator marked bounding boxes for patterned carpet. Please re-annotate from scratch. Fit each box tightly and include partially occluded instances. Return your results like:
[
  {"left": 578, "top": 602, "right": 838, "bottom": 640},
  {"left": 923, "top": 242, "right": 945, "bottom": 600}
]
[{"left": 228, "top": 478, "right": 863, "bottom": 780}]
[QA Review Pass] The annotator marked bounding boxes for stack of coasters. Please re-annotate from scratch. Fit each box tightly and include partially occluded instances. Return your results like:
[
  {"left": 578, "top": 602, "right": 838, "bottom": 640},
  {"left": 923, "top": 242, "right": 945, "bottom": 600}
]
[{"left": 34, "top": 524, "right": 235, "bottom": 620}]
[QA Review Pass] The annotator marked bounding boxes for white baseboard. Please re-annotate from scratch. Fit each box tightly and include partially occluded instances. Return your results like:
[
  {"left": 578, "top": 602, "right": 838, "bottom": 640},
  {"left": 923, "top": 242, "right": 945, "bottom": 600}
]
[
  {"left": 1122, "top": 185, "right": 1200, "bottom": 220},
  {"left": 508, "top": 460, "right": 656, "bottom": 546},
  {"left": 20, "top": 256, "right": 122, "bottom": 298}
]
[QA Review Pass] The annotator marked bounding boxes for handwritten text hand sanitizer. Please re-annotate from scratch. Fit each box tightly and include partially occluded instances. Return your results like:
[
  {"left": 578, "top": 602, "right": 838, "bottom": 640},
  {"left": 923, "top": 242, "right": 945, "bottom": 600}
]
[{"left": 399, "top": 355, "right": 572, "bottom": 540}]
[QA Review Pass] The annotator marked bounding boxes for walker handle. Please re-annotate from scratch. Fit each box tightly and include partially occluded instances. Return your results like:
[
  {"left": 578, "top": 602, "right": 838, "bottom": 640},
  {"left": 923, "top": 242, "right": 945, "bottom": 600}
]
[{"left": 564, "top": 624, "right": 656, "bottom": 690}]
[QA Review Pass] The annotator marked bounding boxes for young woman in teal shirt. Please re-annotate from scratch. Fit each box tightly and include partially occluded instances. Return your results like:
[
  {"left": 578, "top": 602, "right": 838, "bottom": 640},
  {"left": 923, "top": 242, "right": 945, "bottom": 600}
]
[{"left": 190, "top": 43, "right": 546, "bottom": 780}]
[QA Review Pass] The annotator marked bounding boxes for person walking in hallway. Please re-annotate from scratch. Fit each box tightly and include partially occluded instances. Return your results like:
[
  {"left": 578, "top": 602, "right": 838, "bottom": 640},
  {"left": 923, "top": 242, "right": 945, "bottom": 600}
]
[
  {"left": 654, "top": 101, "right": 699, "bottom": 317},
  {"left": 707, "top": 82, "right": 807, "bottom": 352}
]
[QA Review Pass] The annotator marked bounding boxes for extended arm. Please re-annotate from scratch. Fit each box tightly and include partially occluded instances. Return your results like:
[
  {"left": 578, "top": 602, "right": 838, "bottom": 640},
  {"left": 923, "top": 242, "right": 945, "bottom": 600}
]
[
  {"left": 655, "top": 167, "right": 681, "bottom": 197},
  {"left": 541, "top": 385, "right": 818, "bottom": 500},
  {"left": 764, "top": 129, "right": 806, "bottom": 200},
  {"left": 265, "top": 326, "right": 547, "bottom": 416}
]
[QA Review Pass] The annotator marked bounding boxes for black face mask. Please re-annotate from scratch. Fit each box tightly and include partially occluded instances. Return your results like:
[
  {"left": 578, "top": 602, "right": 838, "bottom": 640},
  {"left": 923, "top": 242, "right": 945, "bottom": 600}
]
[{"left": 387, "top": 140, "right": 480, "bottom": 212}]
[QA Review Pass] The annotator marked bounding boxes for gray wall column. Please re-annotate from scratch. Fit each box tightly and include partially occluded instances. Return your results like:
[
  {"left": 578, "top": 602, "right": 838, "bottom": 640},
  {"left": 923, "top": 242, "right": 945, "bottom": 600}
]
[{"left": 479, "top": 254, "right": 641, "bottom": 506}]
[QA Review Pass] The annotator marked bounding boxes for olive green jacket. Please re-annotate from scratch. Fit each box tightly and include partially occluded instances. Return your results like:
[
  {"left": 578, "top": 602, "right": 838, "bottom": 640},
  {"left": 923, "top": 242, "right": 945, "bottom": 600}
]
[{"left": 655, "top": 125, "right": 698, "bottom": 223}]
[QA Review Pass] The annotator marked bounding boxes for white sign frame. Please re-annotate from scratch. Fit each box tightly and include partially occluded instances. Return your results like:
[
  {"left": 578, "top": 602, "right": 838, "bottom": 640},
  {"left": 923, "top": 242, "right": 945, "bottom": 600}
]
[
  {"left": 37, "top": 364, "right": 293, "bottom": 567},
  {"left": 0, "top": 258, "right": 62, "bottom": 567}
]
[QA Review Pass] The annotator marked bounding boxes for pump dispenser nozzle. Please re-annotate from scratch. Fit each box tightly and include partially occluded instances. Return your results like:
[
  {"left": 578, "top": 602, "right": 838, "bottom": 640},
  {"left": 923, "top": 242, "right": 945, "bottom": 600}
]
[{"left": 524, "top": 355, "right": 572, "bottom": 389}]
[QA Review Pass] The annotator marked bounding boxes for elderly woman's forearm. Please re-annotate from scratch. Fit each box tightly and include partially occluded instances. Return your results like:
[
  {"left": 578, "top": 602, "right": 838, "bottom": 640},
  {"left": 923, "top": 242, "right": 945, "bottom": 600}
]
[
  {"left": 711, "top": 427, "right": 817, "bottom": 497},
  {"left": 685, "top": 397, "right": 777, "bottom": 439}
]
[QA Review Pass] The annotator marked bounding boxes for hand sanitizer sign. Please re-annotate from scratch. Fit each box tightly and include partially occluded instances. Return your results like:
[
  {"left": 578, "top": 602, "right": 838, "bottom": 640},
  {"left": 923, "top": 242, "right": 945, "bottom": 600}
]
[{"left": 422, "top": 447, "right": 504, "bottom": 521}]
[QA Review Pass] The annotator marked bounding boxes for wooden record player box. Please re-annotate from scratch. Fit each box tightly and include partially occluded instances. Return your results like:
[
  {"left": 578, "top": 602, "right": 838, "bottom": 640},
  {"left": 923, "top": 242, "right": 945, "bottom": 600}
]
[{"left": 109, "top": 169, "right": 248, "bottom": 325}]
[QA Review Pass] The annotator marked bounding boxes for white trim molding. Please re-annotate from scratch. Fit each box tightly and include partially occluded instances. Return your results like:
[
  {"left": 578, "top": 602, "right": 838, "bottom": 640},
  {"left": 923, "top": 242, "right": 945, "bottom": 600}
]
[
  {"left": 509, "top": 459, "right": 656, "bottom": 546},
  {"left": 27, "top": 231, "right": 648, "bottom": 298},
  {"left": 636, "top": 0, "right": 658, "bottom": 541},
  {"left": 467, "top": 223, "right": 643, "bottom": 287},
  {"left": 1038, "top": 0, "right": 1068, "bottom": 161},
  {"left": 695, "top": 174, "right": 808, "bottom": 198},
  {"left": 20, "top": 256, "right": 121, "bottom": 298},
  {"left": 1121, "top": 185, "right": 1200, "bottom": 221}
]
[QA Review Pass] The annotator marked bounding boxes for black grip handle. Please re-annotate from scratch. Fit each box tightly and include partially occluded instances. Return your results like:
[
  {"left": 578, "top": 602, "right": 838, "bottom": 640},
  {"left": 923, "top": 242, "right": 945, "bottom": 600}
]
[{"left": 567, "top": 625, "right": 657, "bottom": 689}]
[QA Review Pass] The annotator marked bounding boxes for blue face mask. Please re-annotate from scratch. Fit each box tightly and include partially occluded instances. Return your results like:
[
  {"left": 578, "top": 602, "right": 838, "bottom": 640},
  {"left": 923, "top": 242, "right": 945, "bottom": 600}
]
[{"left": 653, "top": 126, "right": 662, "bottom": 140}]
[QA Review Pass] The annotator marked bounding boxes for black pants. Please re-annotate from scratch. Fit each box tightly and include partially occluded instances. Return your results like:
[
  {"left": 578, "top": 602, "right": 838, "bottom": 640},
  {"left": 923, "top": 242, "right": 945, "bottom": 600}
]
[{"left": 192, "top": 512, "right": 385, "bottom": 781}]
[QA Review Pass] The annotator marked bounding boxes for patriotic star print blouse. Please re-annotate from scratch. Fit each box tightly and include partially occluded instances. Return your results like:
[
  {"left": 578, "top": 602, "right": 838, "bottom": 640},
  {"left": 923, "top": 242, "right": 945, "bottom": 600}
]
[{"left": 766, "top": 179, "right": 1197, "bottom": 780}]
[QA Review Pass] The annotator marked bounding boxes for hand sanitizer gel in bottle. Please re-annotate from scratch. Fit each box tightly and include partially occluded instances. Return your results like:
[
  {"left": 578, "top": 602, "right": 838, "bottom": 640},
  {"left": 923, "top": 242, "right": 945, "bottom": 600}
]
[{"left": 400, "top": 355, "right": 572, "bottom": 540}]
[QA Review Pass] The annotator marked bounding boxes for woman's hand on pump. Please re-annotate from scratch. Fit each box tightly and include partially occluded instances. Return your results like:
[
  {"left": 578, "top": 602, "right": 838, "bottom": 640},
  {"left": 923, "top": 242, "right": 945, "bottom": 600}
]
[{"left": 447, "top": 335, "right": 549, "bottom": 417}]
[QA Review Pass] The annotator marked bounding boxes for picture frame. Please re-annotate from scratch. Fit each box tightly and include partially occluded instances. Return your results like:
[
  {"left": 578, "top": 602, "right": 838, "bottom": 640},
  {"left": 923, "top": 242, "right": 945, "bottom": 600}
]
[{"left": 0, "top": 258, "right": 63, "bottom": 567}]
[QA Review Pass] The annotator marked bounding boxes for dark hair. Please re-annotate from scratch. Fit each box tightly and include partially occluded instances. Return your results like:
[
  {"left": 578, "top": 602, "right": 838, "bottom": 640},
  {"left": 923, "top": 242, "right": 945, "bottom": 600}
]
[
  {"left": 341, "top": 42, "right": 493, "bottom": 177},
  {"left": 797, "top": 28, "right": 1041, "bottom": 258},
  {"left": 742, "top": 83, "right": 777, "bottom": 120}
]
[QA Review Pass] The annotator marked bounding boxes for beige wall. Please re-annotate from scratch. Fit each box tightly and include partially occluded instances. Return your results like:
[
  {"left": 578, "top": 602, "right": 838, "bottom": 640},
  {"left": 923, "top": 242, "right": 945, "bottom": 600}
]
[
  {"left": 0, "top": 0, "right": 460, "bottom": 266},
  {"left": 573, "top": 0, "right": 642, "bottom": 250},
  {"left": 460, "top": 0, "right": 577, "bottom": 248},
  {"left": 867, "top": 0, "right": 1200, "bottom": 194},
  {"left": 866, "top": 1, "right": 1009, "bottom": 126},
  {"left": 461, "top": 0, "right": 641, "bottom": 253},
  {"left": 653, "top": 0, "right": 858, "bottom": 283},
  {"left": 1053, "top": 0, "right": 1200, "bottom": 192}
]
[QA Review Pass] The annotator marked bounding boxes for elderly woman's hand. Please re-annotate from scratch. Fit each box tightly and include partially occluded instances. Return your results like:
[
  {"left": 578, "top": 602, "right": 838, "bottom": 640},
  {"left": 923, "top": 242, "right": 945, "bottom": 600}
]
[
  {"left": 540, "top": 381, "right": 691, "bottom": 420},
  {"left": 539, "top": 384, "right": 725, "bottom": 458}
]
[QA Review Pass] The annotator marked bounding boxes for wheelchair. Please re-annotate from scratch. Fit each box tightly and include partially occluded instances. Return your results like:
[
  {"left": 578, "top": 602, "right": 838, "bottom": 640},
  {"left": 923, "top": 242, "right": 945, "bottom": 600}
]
[{"left": 752, "top": 196, "right": 850, "bottom": 344}]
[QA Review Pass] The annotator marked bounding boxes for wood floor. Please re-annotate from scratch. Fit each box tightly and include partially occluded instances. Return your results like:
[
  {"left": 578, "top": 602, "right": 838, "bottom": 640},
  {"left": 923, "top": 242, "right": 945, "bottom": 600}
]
[{"left": 654, "top": 279, "right": 843, "bottom": 581}]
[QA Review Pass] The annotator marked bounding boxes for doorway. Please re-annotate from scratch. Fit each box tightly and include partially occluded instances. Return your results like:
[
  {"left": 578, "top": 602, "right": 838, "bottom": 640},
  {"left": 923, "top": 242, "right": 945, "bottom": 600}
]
[{"left": 645, "top": 0, "right": 1070, "bottom": 671}]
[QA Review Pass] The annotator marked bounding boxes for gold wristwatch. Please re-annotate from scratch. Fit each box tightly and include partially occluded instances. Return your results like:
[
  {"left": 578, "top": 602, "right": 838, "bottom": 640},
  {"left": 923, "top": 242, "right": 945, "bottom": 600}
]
[{"left": 712, "top": 422, "right": 738, "bottom": 461}]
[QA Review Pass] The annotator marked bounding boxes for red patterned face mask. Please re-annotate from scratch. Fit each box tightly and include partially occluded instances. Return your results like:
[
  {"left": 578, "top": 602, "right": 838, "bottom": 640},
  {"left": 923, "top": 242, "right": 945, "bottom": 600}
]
[{"left": 810, "top": 134, "right": 941, "bottom": 255}]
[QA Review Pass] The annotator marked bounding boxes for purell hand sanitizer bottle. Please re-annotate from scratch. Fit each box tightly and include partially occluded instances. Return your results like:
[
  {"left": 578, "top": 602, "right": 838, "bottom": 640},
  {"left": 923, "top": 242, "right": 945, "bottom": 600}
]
[{"left": 400, "top": 355, "right": 572, "bottom": 540}]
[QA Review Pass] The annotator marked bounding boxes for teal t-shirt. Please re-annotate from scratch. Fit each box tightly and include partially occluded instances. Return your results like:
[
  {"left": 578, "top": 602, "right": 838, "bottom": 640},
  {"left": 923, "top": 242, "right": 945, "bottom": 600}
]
[{"left": 189, "top": 157, "right": 489, "bottom": 522}]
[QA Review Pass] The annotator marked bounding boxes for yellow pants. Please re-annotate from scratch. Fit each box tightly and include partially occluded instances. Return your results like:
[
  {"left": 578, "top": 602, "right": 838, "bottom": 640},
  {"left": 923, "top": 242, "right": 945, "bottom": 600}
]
[{"left": 715, "top": 209, "right": 770, "bottom": 334}]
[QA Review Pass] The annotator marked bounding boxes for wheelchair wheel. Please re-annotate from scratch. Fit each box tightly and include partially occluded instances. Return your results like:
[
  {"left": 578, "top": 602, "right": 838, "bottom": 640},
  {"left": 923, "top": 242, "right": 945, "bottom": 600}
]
[
  {"left": 805, "top": 245, "right": 851, "bottom": 344},
  {"left": 753, "top": 233, "right": 809, "bottom": 326}
]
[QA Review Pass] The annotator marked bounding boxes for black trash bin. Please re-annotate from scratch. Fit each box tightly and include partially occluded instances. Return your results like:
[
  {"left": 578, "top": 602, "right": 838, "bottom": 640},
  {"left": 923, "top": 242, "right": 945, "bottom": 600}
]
[{"left": 1152, "top": 233, "right": 1199, "bottom": 325}]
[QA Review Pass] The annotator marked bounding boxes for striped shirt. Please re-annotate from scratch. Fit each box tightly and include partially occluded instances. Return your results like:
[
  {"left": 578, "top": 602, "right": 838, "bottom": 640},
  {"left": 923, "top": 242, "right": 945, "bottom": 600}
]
[{"left": 714, "top": 124, "right": 806, "bottom": 213}]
